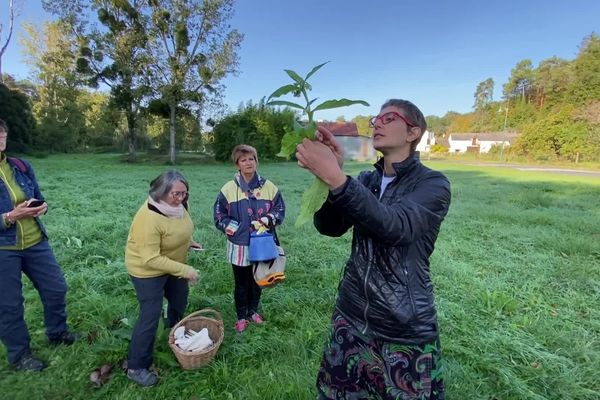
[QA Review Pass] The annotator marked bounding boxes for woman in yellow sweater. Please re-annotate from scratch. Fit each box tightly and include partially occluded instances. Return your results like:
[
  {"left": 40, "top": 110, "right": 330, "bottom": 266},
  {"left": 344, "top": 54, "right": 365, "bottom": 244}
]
[{"left": 124, "top": 170, "right": 200, "bottom": 387}]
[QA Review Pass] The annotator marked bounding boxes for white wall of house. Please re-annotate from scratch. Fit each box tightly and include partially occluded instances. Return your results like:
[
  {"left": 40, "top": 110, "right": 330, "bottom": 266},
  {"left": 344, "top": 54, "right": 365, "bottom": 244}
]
[
  {"left": 335, "top": 136, "right": 377, "bottom": 161},
  {"left": 448, "top": 137, "right": 510, "bottom": 153},
  {"left": 416, "top": 130, "right": 435, "bottom": 153},
  {"left": 448, "top": 139, "right": 471, "bottom": 153}
]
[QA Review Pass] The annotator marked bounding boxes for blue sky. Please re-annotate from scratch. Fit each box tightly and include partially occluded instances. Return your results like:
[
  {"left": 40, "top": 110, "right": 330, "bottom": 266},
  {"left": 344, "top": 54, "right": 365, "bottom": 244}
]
[{"left": 2, "top": 0, "right": 600, "bottom": 120}]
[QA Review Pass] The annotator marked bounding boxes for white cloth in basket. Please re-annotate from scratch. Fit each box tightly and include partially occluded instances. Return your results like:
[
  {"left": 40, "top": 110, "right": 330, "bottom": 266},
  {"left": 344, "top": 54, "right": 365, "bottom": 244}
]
[{"left": 174, "top": 327, "right": 213, "bottom": 352}]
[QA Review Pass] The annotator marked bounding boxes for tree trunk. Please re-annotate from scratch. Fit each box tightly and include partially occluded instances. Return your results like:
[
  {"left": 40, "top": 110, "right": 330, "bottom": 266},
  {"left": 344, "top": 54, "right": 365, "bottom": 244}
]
[
  {"left": 126, "top": 108, "right": 136, "bottom": 162},
  {"left": 169, "top": 103, "right": 177, "bottom": 164}
]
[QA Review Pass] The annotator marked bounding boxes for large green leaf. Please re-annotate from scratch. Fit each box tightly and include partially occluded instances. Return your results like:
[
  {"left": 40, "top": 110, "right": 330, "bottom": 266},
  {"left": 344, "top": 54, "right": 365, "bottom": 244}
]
[
  {"left": 277, "top": 131, "right": 301, "bottom": 159},
  {"left": 295, "top": 178, "right": 329, "bottom": 227},
  {"left": 298, "top": 121, "right": 317, "bottom": 139},
  {"left": 267, "top": 100, "right": 305, "bottom": 111},
  {"left": 313, "top": 98, "right": 370, "bottom": 112},
  {"left": 284, "top": 69, "right": 304, "bottom": 84},
  {"left": 276, "top": 121, "right": 318, "bottom": 159},
  {"left": 304, "top": 61, "right": 330, "bottom": 82},
  {"left": 267, "top": 84, "right": 298, "bottom": 100}
]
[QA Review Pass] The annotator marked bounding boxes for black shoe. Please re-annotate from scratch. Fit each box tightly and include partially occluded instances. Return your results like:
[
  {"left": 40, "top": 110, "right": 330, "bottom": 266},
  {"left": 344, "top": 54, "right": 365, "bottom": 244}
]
[
  {"left": 12, "top": 352, "right": 46, "bottom": 372},
  {"left": 127, "top": 368, "right": 158, "bottom": 387},
  {"left": 48, "top": 331, "right": 77, "bottom": 346}
]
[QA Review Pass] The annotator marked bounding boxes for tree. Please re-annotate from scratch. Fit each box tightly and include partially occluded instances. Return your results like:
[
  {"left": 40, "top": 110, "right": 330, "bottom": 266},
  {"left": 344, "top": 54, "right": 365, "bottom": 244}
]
[
  {"left": 0, "top": 82, "right": 36, "bottom": 152},
  {"left": 570, "top": 33, "right": 600, "bottom": 105},
  {"left": 43, "top": 0, "right": 151, "bottom": 161},
  {"left": 473, "top": 78, "right": 494, "bottom": 111},
  {"left": 535, "top": 56, "right": 571, "bottom": 109},
  {"left": 212, "top": 102, "right": 294, "bottom": 162},
  {"left": 0, "top": 0, "right": 21, "bottom": 83},
  {"left": 352, "top": 115, "right": 372, "bottom": 136},
  {"left": 146, "top": 0, "right": 243, "bottom": 164},
  {"left": 21, "top": 21, "right": 87, "bottom": 151},
  {"left": 503, "top": 60, "right": 535, "bottom": 102}
]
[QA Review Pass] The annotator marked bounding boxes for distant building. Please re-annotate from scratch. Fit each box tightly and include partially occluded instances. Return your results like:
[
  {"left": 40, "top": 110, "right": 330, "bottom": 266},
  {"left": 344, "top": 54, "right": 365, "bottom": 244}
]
[
  {"left": 319, "top": 122, "right": 376, "bottom": 161},
  {"left": 448, "top": 132, "right": 519, "bottom": 153},
  {"left": 415, "top": 130, "right": 435, "bottom": 153}
]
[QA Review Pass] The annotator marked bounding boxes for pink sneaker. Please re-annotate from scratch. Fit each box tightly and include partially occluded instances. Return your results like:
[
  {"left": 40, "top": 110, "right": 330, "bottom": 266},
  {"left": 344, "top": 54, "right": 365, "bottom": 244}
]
[
  {"left": 234, "top": 319, "right": 248, "bottom": 332},
  {"left": 250, "top": 313, "right": 264, "bottom": 324}
]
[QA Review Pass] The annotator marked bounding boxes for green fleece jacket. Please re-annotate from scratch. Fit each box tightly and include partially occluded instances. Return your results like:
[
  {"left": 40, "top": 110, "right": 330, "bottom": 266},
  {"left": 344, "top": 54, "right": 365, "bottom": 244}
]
[
  {"left": 125, "top": 201, "right": 195, "bottom": 278},
  {"left": 0, "top": 154, "right": 43, "bottom": 250}
]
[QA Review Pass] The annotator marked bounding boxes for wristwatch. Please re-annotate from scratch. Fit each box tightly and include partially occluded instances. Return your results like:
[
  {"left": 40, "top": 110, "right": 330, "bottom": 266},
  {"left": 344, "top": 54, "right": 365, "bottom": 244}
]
[{"left": 3, "top": 212, "right": 14, "bottom": 226}]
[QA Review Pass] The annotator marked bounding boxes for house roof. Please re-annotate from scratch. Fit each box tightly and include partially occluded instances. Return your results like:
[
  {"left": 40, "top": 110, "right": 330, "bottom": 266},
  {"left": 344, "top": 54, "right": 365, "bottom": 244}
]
[
  {"left": 450, "top": 132, "right": 520, "bottom": 143},
  {"left": 318, "top": 122, "right": 359, "bottom": 136}
]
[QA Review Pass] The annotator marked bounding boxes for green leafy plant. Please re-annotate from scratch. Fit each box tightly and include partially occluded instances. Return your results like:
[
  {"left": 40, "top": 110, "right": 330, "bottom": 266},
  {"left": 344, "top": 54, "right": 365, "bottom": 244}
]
[{"left": 267, "top": 62, "right": 369, "bottom": 226}]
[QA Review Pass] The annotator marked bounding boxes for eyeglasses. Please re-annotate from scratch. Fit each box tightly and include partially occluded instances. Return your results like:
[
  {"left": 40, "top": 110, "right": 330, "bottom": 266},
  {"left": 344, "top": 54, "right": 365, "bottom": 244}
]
[
  {"left": 368, "top": 112, "right": 415, "bottom": 128},
  {"left": 169, "top": 191, "right": 188, "bottom": 199}
]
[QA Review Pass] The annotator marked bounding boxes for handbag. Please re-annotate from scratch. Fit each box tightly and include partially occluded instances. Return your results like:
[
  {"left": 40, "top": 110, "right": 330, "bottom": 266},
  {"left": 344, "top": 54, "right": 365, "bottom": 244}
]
[
  {"left": 248, "top": 231, "right": 279, "bottom": 262},
  {"left": 253, "top": 245, "right": 286, "bottom": 288}
]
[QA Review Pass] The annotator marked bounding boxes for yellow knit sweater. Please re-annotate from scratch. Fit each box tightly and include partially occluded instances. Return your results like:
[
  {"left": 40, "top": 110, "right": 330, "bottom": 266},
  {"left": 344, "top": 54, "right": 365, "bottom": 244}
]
[{"left": 125, "top": 201, "right": 194, "bottom": 278}]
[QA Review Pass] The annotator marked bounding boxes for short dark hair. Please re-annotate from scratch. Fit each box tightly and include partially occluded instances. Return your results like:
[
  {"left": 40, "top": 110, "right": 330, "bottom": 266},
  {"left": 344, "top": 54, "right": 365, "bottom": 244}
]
[
  {"left": 149, "top": 170, "right": 189, "bottom": 202},
  {"left": 380, "top": 99, "right": 427, "bottom": 152},
  {"left": 0, "top": 119, "right": 8, "bottom": 134}
]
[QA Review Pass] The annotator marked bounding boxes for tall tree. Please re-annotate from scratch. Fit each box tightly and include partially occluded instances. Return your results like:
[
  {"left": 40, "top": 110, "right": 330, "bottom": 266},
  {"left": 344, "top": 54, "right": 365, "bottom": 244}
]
[
  {"left": 21, "top": 21, "right": 87, "bottom": 151},
  {"left": 0, "top": 0, "right": 21, "bottom": 83},
  {"left": 570, "top": 33, "right": 600, "bottom": 105},
  {"left": 473, "top": 78, "right": 494, "bottom": 111},
  {"left": 503, "top": 60, "right": 535, "bottom": 102},
  {"left": 147, "top": 0, "right": 242, "bottom": 164},
  {"left": 43, "top": 0, "right": 151, "bottom": 161},
  {"left": 535, "top": 56, "right": 571, "bottom": 109}
]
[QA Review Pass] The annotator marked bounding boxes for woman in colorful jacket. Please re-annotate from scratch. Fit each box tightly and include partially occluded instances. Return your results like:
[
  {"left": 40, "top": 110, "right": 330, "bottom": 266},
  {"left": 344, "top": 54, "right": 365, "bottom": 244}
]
[
  {"left": 0, "top": 118, "right": 75, "bottom": 372},
  {"left": 213, "top": 144, "right": 285, "bottom": 333},
  {"left": 125, "top": 170, "right": 200, "bottom": 387}
]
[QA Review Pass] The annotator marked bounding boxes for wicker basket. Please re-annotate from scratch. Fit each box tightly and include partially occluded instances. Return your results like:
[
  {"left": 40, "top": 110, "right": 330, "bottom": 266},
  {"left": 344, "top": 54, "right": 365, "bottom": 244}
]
[{"left": 168, "top": 308, "right": 224, "bottom": 370}]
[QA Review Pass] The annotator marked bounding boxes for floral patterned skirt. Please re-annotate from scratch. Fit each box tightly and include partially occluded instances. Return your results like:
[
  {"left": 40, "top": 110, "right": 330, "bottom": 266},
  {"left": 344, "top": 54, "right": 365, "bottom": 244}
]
[{"left": 316, "top": 310, "right": 445, "bottom": 400}]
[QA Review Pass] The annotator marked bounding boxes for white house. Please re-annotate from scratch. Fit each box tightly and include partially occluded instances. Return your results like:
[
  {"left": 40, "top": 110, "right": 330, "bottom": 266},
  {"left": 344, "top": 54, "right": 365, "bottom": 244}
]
[
  {"left": 448, "top": 132, "right": 519, "bottom": 153},
  {"left": 415, "top": 130, "right": 435, "bottom": 153},
  {"left": 318, "top": 122, "right": 377, "bottom": 161}
]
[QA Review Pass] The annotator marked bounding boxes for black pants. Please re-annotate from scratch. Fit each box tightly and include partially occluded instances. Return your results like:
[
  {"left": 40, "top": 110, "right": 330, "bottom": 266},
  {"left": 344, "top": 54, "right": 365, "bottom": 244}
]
[
  {"left": 232, "top": 264, "right": 262, "bottom": 320},
  {"left": 127, "top": 275, "right": 188, "bottom": 370}
]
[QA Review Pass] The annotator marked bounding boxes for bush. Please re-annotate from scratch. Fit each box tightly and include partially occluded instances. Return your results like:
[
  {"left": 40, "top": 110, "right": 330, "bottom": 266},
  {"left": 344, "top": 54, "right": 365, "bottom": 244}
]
[
  {"left": 430, "top": 144, "right": 449, "bottom": 153},
  {"left": 212, "top": 103, "right": 295, "bottom": 162}
]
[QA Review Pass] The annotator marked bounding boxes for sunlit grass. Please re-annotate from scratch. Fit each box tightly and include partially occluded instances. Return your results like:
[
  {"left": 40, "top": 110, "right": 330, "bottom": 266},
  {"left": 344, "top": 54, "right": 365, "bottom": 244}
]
[{"left": 1, "top": 154, "right": 599, "bottom": 399}]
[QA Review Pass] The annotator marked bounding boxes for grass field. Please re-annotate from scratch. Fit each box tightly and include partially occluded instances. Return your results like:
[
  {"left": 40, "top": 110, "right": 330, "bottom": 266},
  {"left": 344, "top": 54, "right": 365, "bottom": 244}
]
[{"left": 1, "top": 154, "right": 599, "bottom": 400}]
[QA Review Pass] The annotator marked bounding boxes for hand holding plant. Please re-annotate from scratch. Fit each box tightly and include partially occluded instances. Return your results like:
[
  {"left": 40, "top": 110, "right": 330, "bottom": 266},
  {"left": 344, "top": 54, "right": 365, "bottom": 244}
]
[{"left": 267, "top": 62, "right": 369, "bottom": 226}]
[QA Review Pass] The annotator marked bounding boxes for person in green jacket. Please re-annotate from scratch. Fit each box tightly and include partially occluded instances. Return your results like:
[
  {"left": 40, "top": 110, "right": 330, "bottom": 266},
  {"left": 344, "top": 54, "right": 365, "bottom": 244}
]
[{"left": 124, "top": 170, "right": 200, "bottom": 387}]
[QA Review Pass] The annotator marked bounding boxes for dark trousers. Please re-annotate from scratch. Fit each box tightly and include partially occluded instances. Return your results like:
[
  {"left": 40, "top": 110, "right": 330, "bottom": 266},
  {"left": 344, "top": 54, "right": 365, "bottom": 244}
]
[
  {"left": 0, "top": 240, "right": 69, "bottom": 364},
  {"left": 127, "top": 274, "right": 188, "bottom": 370},
  {"left": 232, "top": 264, "right": 262, "bottom": 320}
]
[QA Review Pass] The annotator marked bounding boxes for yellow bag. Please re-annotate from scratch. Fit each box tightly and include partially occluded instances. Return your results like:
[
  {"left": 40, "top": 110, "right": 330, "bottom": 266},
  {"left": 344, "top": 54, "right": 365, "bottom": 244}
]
[{"left": 253, "top": 246, "right": 286, "bottom": 288}]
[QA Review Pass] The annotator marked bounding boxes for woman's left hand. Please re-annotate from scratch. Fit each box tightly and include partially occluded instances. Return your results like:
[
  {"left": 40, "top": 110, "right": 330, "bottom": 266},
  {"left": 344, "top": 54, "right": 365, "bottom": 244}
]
[
  {"left": 189, "top": 241, "right": 203, "bottom": 251},
  {"left": 10, "top": 200, "right": 47, "bottom": 220}
]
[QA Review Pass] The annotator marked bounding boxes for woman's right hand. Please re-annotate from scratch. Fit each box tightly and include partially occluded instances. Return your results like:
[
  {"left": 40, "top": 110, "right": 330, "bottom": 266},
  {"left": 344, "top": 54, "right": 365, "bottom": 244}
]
[
  {"left": 186, "top": 269, "right": 199, "bottom": 285},
  {"left": 316, "top": 126, "right": 344, "bottom": 168}
]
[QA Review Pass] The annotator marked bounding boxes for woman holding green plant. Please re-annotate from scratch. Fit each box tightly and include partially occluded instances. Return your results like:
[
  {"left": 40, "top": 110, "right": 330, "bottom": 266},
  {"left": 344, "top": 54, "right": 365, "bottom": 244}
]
[
  {"left": 296, "top": 100, "right": 450, "bottom": 399},
  {"left": 213, "top": 144, "right": 285, "bottom": 333}
]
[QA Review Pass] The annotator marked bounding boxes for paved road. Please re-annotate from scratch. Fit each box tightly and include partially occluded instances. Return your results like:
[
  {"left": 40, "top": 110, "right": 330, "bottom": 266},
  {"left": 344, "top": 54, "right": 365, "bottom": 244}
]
[{"left": 465, "top": 163, "right": 600, "bottom": 178}]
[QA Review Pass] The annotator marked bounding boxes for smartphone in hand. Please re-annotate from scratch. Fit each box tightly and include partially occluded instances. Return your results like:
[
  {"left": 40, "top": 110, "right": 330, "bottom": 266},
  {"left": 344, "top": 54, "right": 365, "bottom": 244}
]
[{"left": 27, "top": 200, "right": 45, "bottom": 208}]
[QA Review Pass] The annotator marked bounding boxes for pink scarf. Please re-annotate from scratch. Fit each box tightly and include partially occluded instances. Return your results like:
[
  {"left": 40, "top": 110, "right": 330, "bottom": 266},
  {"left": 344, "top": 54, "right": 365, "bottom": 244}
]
[{"left": 148, "top": 197, "right": 184, "bottom": 219}]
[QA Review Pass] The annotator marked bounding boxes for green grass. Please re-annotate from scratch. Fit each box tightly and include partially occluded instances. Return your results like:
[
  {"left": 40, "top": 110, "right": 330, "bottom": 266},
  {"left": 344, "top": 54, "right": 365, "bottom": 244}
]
[{"left": 1, "top": 154, "right": 599, "bottom": 399}]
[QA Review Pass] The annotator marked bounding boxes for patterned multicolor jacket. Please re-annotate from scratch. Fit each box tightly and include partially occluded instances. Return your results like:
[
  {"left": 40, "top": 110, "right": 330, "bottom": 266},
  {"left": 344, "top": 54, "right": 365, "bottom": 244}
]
[{"left": 213, "top": 172, "right": 285, "bottom": 247}]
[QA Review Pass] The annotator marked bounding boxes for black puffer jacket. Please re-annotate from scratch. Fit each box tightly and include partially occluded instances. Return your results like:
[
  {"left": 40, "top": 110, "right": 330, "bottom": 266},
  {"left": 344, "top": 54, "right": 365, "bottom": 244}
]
[{"left": 314, "top": 153, "right": 451, "bottom": 344}]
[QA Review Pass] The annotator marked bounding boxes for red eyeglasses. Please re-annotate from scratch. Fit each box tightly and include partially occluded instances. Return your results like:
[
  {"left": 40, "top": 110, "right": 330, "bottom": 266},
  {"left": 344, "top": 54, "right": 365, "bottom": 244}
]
[{"left": 368, "top": 112, "right": 415, "bottom": 128}]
